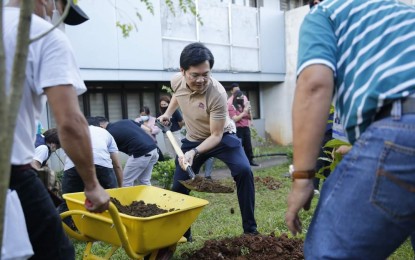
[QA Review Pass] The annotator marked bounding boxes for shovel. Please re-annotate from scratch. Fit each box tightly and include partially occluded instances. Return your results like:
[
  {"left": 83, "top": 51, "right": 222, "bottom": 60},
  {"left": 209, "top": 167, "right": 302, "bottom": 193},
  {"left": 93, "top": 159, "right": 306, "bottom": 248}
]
[
  {"left": 155, "top": 119, "right": 196, "bottom": 180},
  {"left": 155, "top": 119, "right": 234, "bottom": 193}
]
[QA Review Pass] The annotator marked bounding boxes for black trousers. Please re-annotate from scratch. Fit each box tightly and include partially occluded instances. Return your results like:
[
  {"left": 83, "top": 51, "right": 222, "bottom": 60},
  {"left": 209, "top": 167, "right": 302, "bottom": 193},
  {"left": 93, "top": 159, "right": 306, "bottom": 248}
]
[
  {"left": 10, "top": 166, "right": 74, "bottom": 260},
  {"left": 236, "top": 126, "right": 254, "bottom": 162}
]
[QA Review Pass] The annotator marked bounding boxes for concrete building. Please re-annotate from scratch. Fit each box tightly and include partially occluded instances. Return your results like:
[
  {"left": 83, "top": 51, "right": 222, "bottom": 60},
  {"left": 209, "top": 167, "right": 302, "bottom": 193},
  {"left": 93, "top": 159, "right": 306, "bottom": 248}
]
[
  {"left": 42, "top": 0, "right": 287, "bottom": 146},
  {"left": 43, "top": 0, "right": 415, "bottom": 151}
]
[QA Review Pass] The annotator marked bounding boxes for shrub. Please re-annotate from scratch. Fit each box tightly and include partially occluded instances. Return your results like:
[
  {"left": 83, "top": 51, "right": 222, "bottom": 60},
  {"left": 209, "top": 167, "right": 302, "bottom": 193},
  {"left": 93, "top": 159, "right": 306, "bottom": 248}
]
[{"left": 152, "top": 159, "right": 176, "bottom": 189}]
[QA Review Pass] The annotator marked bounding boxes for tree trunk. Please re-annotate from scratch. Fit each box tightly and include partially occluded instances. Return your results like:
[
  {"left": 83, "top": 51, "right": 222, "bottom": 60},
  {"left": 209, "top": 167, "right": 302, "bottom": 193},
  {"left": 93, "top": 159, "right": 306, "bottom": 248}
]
[{"left": 0, "top": 1, "right": 34, "bottom": 251}]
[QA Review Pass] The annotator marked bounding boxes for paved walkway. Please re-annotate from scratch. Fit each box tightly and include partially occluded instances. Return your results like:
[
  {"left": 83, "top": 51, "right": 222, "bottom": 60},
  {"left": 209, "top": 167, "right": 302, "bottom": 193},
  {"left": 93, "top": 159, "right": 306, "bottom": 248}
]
[{"left": 207, "top": 155, "right": 288, "bottom": 180}]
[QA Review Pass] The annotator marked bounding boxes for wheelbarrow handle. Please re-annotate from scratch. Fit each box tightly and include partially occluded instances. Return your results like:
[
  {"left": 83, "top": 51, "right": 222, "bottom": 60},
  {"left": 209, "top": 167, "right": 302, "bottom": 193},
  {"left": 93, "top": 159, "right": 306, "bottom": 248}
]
[
  {"left": 156, "top": 119, "right": 195, "bottom": 180},
  {"left": 61, "top": 202, "right": 142, "bottom": 259}
]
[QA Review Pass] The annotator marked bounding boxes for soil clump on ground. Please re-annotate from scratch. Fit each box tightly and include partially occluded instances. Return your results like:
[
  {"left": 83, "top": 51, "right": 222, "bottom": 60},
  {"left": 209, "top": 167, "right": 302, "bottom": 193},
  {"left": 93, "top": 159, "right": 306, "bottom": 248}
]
[
  {"left": 254, "top": 176, "right": 282, "bottom": 190},
  {"left": 110, "top": 197, "right": 175, "bottom": 217},
  {"left": 181, "top": 233, "right": 303, "bottom": 260},
  {"left": 180, "top": 176, "right": 234, "bottom": 193}
]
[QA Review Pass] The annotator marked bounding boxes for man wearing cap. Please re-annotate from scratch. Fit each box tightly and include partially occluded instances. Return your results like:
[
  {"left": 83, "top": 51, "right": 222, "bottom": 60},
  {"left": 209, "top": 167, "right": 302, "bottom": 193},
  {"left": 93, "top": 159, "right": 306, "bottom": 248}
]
[{"left": 4, "top": 1, "right": 108, "bottom": 259}]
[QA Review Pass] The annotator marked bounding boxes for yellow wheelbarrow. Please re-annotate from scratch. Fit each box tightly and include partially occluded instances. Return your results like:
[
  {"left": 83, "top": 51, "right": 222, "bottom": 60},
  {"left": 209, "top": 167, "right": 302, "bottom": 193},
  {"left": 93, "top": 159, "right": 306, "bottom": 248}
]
[{"left": 61, "top": 185, "right": 208, "bottom": 259}]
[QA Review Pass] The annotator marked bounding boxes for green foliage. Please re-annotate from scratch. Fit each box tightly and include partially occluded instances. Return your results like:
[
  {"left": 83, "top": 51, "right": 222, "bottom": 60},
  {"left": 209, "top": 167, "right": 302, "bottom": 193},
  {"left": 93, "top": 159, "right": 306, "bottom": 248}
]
[
  {"left": 116, "top": 0, "right": 201, "bottom": 38},
  {"left": 166, "top": 0, "right": 203, "bottom": 25},
  {"left": 161, "top": 85, "right": 174, "bottom": 95},
  {"left": 116, "top": 21, "right": 134, "bottom": 38},
  {"left": 250, "top": 126, "right": 266, "bottom": 146},
  {"left": 316, "top": 138, "right": 351, "bottom": 179},
  {"left": 152, "top": 159, "right": 176, "bottom": 189},
  {"left": 55, "top": 170, "right": 64, "bottom": 183},
  {"left": 286, "top": 147, "right": 293, "bottom": 164}
]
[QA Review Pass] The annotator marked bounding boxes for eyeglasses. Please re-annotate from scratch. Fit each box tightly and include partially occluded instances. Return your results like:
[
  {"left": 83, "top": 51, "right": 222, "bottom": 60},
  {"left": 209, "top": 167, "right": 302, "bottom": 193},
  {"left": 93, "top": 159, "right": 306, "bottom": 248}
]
[{"left": 186, "top": 72, "right": 211, "bottom": 81}]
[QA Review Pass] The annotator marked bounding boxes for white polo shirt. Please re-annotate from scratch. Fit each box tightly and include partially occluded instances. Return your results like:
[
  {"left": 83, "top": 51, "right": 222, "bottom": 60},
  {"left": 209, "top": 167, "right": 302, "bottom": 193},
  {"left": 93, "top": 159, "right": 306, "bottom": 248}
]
[{"left": 64, "top": 126, "right": 119, "bottom": 170}]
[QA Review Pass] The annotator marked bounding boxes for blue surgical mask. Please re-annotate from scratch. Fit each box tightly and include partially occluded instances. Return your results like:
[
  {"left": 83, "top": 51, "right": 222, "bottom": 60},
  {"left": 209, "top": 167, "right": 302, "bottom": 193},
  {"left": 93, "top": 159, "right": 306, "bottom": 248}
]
[{"left": 141, "top": 115, "right": 149, "bottom": 122}]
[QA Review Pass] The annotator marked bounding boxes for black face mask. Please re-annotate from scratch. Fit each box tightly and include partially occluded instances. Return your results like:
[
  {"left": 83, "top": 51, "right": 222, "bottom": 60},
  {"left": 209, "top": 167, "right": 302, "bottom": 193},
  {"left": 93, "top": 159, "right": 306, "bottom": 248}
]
[
  {"left": 160, "top": 107, "right": 167, "bottom": 113},
  {"left": 236, "top": 99, "right": 244, "bottom": 105}
]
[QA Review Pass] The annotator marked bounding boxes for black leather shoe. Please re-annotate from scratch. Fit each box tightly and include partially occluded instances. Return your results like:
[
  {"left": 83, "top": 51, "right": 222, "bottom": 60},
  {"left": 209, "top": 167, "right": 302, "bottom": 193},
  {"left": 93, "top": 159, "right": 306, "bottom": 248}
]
[
  {"left": 244, "top": 230, "right": 260, "bottom": 236},
  {"left": 250, "top": 161, "right": 260, "bottom": 167}
]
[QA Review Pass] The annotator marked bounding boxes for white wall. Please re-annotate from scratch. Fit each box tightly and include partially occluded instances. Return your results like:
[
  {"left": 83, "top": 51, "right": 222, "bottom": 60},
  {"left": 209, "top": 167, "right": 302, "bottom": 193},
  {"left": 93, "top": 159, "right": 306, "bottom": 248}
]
[
  {"left": 262, "top": 5, "right": 308, "bottom": 145},
  {"left": 64, "top": 0, "right": 285, "bottom": 82}
]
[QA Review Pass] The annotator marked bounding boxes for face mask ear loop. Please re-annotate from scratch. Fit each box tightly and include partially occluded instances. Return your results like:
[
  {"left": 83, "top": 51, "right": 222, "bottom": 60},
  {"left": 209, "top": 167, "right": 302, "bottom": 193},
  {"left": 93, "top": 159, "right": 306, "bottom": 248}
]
[
  {"left": 52, "top": 0, "right": 57, "bottom": 11},
  {"left": 43, "top": 3, "right": 51, "bottom": 23}
]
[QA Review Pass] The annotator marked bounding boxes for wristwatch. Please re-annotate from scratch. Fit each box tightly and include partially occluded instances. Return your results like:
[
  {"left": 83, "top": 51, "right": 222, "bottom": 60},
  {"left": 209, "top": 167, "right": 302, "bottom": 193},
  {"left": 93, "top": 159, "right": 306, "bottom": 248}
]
[
  {"left": 289, "top": 164, "right": 315, "bottom": 180},
  {"left": 191, "top": 148, "right": 200, "bottom": 157}
]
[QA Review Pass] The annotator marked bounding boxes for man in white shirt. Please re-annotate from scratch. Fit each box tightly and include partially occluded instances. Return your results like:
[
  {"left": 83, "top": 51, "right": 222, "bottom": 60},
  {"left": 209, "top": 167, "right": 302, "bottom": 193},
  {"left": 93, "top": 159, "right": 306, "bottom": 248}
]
[{"left": 5, "top": 1, "right": 109, "bottom": 259}]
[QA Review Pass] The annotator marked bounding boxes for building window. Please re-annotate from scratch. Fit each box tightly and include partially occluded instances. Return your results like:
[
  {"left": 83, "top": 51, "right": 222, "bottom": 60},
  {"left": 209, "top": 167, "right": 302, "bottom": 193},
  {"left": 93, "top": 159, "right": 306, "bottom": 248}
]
[
  {"left": 46, "top": 81, "right": 260, "bottom": 127},
  {"left": 280, "top": 0, "right": 308, "bottom": 11}
]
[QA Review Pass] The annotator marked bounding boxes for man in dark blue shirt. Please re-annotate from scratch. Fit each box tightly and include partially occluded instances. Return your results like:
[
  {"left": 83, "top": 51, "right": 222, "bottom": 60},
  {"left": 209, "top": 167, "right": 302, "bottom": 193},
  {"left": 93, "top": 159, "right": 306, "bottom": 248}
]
[{"left": 95, "top": 117, "right": 158, "bottom": 186}]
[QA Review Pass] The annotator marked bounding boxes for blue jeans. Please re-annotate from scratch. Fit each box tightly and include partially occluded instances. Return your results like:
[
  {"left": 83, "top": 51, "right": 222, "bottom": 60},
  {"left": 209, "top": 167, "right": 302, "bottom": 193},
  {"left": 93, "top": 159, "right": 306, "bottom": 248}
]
[{"left": 305, "top": 114, "right": 415, "bottom": 259}]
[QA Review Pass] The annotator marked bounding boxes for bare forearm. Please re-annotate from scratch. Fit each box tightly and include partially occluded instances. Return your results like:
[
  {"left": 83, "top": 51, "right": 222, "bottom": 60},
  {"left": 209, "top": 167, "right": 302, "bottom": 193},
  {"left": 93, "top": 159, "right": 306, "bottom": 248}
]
[
  {"left": 194, "top": 118, "right": 225, "bottom": 154},
  {"left": 194, "top": 133, "right": 223, "bottom": 154},
  {"left": 165, "top": 95, "right": 179, "bottom": 117},
  {"left": 293, "top": 66, "right": 334, "bottom": 170},
  {"left": 31, "top": 160, "right": 41, "bottom": 170},
  {"left": 111, "top": 153, "right": 123, "bottom": 187}
]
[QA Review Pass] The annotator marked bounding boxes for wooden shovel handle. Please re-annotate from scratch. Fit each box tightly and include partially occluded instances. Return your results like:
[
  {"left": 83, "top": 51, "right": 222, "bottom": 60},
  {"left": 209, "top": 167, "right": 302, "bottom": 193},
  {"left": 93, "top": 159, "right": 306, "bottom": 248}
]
[{"left": 165, "top": 130, "right": 195, "bottom": 179}]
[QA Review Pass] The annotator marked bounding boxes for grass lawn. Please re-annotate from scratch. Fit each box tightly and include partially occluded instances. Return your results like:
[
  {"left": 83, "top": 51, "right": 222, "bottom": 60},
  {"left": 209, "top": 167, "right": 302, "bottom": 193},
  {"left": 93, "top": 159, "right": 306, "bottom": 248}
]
[{"left": 72, "top": 158, "right": 414, "bottom": 259}]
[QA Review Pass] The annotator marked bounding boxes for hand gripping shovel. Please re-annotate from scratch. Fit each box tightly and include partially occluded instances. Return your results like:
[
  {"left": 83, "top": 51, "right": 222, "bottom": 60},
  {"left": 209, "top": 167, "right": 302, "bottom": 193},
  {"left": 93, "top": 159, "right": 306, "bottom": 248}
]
[
  {"left": 155, "top": 119, "right": 234, "bottom": 193},
  {"left": 155, "top": 119, "right": 195, "bottom": 180}
]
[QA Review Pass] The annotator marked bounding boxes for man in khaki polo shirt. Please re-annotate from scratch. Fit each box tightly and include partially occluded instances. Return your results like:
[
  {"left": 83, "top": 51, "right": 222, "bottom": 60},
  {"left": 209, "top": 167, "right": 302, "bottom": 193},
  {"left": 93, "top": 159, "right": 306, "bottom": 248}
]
[{"left": 158, "top": 43, "right": 258, "bottom": 240}]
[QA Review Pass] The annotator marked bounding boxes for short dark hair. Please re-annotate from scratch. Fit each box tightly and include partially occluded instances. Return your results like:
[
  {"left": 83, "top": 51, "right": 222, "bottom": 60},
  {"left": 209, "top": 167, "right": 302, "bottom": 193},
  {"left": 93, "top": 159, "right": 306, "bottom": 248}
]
[
  {"left": 86, "top": 116, "right": 99, "bottom": 126},
  {"left": 44, "top": 128, "right": 60, "bottom": 146},
  {"left": 95, "top": 116, "right": 109, "bottom": 125},
  {"left": 231, "top": 83, "right": 239, "bottom": 91},
  {"left": 309, "top": 0, "right": 323, "bottom": 8},
  {"left": 140, "top": 106, "right": 150, "bottom": 115},
  {"left": 180, "top": 43, "right": 214, "bottom": 71}
]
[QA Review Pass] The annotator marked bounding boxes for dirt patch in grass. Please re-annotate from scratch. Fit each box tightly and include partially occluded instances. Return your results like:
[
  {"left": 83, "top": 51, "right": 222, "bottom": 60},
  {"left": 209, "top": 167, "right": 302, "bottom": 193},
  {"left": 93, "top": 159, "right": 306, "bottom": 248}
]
[
  {"left": 181, "top": 233, "right": 303, "bottom": 260},
  {"left": 180, "top": 176, "right": 234, "bottom": 193},
  {"left": 254, "top": 176, "right": 282, "bottom": 190},
  {"left": 110, "top": 197, "right": 175, "bottom": 217}
]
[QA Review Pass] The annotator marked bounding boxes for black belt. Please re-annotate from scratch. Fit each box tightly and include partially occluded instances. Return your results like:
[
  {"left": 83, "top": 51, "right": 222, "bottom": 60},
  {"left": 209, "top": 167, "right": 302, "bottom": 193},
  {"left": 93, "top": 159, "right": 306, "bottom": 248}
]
[
  {"left": 11, "top": 164, "right": 32, "bottom": 172},
  {"left": 375, "top": 98, "right": 415, "bottom": 121},
  {"left": 133, "top": 153, "right": 152, "bottom": 158}
]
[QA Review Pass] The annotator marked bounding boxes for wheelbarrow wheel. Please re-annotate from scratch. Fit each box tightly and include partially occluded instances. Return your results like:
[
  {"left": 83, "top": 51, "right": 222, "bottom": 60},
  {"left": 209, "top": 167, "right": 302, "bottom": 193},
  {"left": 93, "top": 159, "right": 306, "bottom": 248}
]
[{"left": 144, "top": 246, "right": 175, "bottom": 260}]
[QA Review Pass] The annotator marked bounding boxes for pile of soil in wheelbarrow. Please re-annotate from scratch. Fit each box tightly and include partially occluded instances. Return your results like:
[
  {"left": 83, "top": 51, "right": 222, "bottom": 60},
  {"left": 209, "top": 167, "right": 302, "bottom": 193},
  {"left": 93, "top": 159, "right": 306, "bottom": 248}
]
[
  {"left": 180, "top": 176, "right": 234, "bottom": 193},
  {"left": 254, "top": 176, "right": 282, "bottom": 190},
  {"left": 110, "top": 197, "right": 176, "bottom": 217},
  {"left": 181, "top": 233, "right": 304, "bottom": 260}
]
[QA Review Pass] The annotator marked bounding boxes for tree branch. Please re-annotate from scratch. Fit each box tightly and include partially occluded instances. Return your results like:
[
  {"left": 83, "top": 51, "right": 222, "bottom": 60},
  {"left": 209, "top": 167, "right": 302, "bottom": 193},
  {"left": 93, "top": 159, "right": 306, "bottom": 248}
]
[{"left": 0, "top": 0, "right": 35, "bottom": 250}]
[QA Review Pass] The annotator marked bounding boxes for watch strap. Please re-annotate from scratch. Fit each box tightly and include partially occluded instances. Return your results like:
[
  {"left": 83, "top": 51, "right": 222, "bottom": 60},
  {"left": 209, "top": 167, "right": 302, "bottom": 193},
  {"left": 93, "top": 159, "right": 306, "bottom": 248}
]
[
  {"left": 292, "top": 170, "right": 316, "bottom": 180},
  {"left": 191, "top": 148, "right": 200, "bottom": 157}
]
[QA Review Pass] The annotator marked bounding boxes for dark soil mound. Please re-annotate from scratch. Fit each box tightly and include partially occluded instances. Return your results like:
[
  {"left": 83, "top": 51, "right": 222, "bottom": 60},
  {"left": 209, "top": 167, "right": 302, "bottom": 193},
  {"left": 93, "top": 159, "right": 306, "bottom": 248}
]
[
  {"left": 254, "top": 176, "right": 282, "bottom": 190},
  {"left": 181, "top": 233, "right": 304, "bottom": 260},
  {"left": 180, "top": 176, "right": 234, "bottom": 193},
  {"left": 110, "top": 197, "right": 175, "bottom": 217}
]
